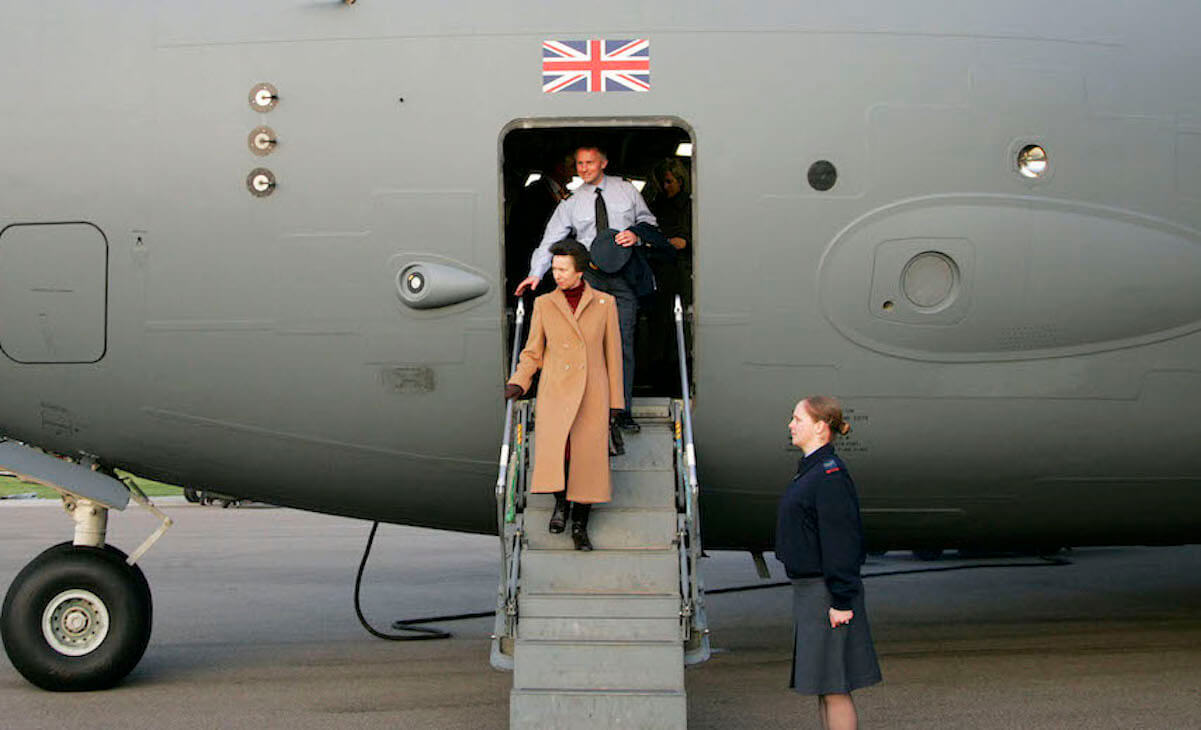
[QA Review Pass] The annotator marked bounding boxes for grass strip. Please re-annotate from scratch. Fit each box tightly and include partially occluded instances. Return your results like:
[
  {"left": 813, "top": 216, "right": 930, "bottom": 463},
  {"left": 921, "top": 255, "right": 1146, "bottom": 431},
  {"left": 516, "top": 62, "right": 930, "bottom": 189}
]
[{"left": 0, "top": 471, "right": 182, "bottom": 500}]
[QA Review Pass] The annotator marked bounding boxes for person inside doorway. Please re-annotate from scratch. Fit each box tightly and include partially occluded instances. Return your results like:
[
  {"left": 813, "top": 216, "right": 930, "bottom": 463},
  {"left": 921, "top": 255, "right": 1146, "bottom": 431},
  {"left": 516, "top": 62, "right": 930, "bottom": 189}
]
[
  {"left": 505, "top": 149, "right": 574, "bottom": 297},
  {"left": 644, "top": 157, "right": 693, "bottom": 393},
  {"left": 513, "top": 145, "right": 665, "bottom": 433}
]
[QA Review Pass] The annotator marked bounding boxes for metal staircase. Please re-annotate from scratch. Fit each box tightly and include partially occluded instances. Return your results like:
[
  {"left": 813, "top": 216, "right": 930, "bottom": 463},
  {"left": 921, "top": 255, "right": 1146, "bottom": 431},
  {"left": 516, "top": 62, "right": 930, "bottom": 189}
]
[{"left": 492, "top": 298, "right": 708, "bottom": 729}]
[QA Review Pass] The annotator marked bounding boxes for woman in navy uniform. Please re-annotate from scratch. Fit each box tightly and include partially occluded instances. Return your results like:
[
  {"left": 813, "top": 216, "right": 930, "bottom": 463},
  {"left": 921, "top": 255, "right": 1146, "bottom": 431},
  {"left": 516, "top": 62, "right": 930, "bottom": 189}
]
[{"left": 776, "top": 396, "right": 881, "bottom": 729}]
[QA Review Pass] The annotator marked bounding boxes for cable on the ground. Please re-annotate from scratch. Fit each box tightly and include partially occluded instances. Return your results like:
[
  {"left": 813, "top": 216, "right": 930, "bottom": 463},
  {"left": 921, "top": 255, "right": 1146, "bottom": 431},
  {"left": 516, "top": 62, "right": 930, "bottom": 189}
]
[
  {"left": 356, "top": 520, "right": 1074, "bottom": 640},
  {"left": 705, "top": 554, "right": 1073, "bottom": 596},
  {"left": 354, "top": 521, "right": 458, "bottom": 641}
]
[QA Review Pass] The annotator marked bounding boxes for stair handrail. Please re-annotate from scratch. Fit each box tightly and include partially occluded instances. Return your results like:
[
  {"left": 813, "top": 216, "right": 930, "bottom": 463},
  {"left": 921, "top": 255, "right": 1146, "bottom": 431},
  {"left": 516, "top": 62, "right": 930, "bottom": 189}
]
[
  {"left": 673, "top": 296, "right": 698, "bottom": 506},
  {"left": 496, "top": 299, "right": 527, "bottom": 533},
  {"left": 673, "top": 295, "right": 703, "bottom": 620},
  {"left": 495, "top": 299, "right": 527, "bottom": 637}
]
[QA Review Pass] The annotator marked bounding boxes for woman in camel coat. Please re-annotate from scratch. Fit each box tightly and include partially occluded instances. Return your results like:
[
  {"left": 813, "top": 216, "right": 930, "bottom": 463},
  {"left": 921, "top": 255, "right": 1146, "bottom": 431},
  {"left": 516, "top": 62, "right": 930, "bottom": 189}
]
[{"left": 504, "top": 239, "right": 624, "bottom": 550}]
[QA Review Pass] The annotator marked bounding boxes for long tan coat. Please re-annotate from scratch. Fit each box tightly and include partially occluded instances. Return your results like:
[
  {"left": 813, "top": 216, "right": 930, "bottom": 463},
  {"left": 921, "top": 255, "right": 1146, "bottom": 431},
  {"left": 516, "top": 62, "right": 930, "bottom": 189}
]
[{"left": 508, "top": 283, "right": 624, "bottom": 503}]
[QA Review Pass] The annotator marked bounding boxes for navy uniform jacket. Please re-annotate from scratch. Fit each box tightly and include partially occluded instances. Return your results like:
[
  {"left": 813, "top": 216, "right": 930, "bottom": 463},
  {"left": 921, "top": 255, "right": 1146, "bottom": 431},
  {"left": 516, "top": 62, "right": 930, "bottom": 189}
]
[
  {"left": 774, "top": 443, "right": 867, "bottom": 610},
  {"left": 622, "top": 222, "right": 675, "bottom": 299}
]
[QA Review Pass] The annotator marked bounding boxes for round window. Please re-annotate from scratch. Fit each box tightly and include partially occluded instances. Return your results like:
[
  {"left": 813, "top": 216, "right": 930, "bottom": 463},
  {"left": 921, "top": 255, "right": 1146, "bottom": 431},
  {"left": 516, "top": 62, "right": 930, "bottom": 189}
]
[
  {"left": 1016, "top": 144, "right": 1048, "bottom": 179},
  {"left": 902, "top": 252, "right": 958, "bottom": 309}
]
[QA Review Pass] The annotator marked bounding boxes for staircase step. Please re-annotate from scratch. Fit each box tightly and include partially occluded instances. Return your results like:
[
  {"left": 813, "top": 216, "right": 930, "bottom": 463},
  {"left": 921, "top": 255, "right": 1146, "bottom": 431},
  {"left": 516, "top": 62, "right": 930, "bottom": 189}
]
[
  {"left": 610, "top": 471, "right": 677, "bottom": 507},
  {"left": 520, "top": 549, "right": 680, "bottom": 594},
  {"left": 513, "top": 640, "right": 684, "bottom": 691},
  {"left": 611, "top": 428, "right": 675, "bottom": 472},
  {"left": 510, "top": 689, "right": 686, "bottom": 730},
  {"left": 629, "top": 397, "right": 674, "bottom": 421},
  {"left": 519, "top": 593, "right": 679, "bottom": 619},
  {"left": 526, "top": 470, "right": 676, "bottom": 510},
  {"left": 519, "top": 616, "right": 681, "bottom": 642},
  {"left": 524, "top": 507, "right": 677, "bottom": 550}
]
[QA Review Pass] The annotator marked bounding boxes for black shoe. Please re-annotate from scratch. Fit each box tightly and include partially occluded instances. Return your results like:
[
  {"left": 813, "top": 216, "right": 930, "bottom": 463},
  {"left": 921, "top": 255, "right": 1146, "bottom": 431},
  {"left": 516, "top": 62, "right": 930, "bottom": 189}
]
[
  {"left": 549, "top": 498, "right": 567, "bottom": 534},
  {"left": 571, "top": 522, "right": 593, "bottom": 551},
  {"left": 616, "top": 411, "right": 641, "bottom": 433}
]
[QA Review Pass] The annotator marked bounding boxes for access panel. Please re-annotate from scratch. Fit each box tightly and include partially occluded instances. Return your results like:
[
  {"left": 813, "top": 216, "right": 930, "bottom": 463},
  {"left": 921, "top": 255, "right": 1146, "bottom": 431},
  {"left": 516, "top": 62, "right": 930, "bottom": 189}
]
[{"left": 0, "top": 222, "right": 107, "bottom": 363}]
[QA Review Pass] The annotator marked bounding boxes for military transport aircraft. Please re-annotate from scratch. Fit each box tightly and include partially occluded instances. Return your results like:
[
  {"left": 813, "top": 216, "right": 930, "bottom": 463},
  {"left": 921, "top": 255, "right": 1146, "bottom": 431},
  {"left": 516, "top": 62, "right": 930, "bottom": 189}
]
[{"left": 1, "top": 0, "right": 1199, "bottom": 692}]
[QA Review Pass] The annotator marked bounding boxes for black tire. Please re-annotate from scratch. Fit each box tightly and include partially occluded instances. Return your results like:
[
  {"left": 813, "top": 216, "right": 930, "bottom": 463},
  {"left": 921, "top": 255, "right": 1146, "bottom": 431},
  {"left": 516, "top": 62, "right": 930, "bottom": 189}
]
[
  {"left": 102, "top": 544, "right": 152, "bottom": 610},
  {"left": 183, "top": 487, "right": 200, "bottom": 504},
  {"left": 1, "top": 542, "right": 153, "bottom": 691}
]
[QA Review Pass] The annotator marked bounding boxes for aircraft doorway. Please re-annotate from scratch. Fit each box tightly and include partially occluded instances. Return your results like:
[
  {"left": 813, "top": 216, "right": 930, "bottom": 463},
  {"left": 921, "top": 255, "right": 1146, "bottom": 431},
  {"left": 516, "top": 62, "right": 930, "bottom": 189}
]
[{"left": 500, "top": 123, "right": 695, "bottom": 399}]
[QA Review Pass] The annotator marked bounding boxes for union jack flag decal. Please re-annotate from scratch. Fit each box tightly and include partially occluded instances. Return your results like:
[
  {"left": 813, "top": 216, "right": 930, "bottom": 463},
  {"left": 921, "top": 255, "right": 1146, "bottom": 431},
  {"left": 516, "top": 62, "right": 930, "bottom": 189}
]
[{"left": 542, "top": 39, "right": 651, "bottom": 93}]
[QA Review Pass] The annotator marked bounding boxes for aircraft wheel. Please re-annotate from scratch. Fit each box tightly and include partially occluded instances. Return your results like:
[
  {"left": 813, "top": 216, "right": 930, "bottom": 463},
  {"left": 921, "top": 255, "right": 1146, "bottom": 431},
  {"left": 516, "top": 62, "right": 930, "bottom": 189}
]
[
  {"left": 1, "top": 542, "right": 152, "bottom": 691},
  {"left": 183, "top": 487, "right": 200, "bottom": 504}
]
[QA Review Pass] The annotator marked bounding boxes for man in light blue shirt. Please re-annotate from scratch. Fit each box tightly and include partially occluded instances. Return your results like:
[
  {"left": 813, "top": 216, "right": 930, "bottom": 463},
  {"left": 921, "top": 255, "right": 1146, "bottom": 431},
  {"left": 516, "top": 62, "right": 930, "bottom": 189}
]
[{"left": 514, "top": 146, "right": 658, "bottom": 431}]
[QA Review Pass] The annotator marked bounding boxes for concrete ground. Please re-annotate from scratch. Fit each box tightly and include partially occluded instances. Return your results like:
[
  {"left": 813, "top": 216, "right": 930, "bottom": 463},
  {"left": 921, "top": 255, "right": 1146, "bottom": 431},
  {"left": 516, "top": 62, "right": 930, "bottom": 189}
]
[{"left": 0, "top": 499, "right": 1198, "bottom": 729}]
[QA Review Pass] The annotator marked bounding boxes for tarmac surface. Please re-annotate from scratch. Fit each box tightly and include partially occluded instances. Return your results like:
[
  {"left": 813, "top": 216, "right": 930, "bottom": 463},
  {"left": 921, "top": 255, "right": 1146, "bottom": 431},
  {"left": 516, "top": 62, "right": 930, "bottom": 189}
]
[{"left": 0, "top": 498, "right": 1198, "bottom": 729}]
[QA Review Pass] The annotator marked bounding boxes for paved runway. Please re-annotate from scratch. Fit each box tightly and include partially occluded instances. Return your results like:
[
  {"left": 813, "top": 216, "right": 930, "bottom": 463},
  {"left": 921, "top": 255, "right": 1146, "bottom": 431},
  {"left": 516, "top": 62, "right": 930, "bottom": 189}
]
[{"left": 0, "top": 499, "right": 1198, "bottom": 729}]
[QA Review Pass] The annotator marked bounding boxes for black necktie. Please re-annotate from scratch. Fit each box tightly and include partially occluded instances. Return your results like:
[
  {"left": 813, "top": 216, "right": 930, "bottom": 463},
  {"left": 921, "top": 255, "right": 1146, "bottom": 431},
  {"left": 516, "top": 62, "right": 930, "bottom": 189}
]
[{"left": 594, "top": 188, "right": 609, "bottom": 232}]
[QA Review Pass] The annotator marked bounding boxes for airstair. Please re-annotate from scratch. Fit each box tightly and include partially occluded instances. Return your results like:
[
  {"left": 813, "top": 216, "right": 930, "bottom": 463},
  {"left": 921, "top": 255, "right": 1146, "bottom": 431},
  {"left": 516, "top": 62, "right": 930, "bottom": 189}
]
[{"left": 491, "top": 298, "right": 709, "bottom": 730}]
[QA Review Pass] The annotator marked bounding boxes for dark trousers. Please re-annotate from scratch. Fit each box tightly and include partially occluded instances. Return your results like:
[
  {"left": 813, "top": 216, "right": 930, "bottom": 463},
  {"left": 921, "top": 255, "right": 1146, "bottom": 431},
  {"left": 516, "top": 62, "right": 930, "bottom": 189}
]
[
  {"left": 643, "top": 287, "right": 680, "bottom": 395},
  {"left": 584, "top": 268, "right": 636, "bottom": 411}
]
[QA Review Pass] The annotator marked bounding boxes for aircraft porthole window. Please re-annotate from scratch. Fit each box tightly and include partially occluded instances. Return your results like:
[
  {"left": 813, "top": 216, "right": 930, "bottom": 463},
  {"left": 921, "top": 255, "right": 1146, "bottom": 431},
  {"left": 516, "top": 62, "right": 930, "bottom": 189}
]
[
  {"left": 807, "top": 160, "right": 837, "bottom": 191},
  {"left": 248, "top": 83, "right": 279, "bottom": 113},
  {"left": 1016, "top": 144, "right": 1048, "bottom": 179},
  {"left": 881, "top": 300, "right": 895, "bottom": 312}
]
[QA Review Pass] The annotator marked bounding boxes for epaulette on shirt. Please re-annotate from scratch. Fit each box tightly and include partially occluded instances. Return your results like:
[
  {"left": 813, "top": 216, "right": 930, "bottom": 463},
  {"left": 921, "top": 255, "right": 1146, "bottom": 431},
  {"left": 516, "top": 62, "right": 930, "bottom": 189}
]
[{"left": 823, "top": 458, "right": 841, "bottom": 474}]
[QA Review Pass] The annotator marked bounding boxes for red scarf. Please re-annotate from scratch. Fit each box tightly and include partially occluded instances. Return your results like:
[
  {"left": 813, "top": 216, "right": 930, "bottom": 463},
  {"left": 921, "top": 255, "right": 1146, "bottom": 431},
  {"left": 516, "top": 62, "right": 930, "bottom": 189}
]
[{"left": 563, "top": 280, "right": 585, "bottom": 312}]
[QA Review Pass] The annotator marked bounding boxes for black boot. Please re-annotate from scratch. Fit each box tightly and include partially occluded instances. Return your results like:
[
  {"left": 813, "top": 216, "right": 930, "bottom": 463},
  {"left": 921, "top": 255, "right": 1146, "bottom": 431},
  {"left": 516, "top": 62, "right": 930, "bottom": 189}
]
[
  {"left": 549, "top": 491, "right": 568, "bottom": 534},
  {"left": 616, "top": 410, "right": 641, "bottom": 433},
  {"left": 571, "top": 503, "right": 593, "bottom": 551}
]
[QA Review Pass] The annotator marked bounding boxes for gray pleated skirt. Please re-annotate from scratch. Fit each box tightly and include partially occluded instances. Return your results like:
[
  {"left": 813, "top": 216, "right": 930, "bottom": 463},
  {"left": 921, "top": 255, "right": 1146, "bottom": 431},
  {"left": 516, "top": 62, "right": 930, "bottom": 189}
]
[{"left": 789, "top": 577, "right": 882, "bottom": 695}]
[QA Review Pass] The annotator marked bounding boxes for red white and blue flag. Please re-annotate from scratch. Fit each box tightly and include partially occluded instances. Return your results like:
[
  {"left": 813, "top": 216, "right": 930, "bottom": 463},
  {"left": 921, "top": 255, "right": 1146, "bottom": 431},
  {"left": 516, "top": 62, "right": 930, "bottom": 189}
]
[{"left": 542, "top": 39, "right": 651, "bottom": 93}]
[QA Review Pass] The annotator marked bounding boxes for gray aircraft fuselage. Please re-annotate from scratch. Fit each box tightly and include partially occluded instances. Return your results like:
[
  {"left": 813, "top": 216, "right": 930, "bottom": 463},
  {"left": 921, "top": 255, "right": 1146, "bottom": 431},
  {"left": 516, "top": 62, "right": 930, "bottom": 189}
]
[{"left": 2, "top": 2, "right": 1199, "bottom": 552}]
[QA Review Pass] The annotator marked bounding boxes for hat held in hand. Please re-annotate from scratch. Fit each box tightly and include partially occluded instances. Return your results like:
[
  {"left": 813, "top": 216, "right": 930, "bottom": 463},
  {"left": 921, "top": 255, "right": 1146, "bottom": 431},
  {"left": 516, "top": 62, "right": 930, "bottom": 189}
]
[{"left": 588, "top": 228, "right": 631, "bottom": 273}]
